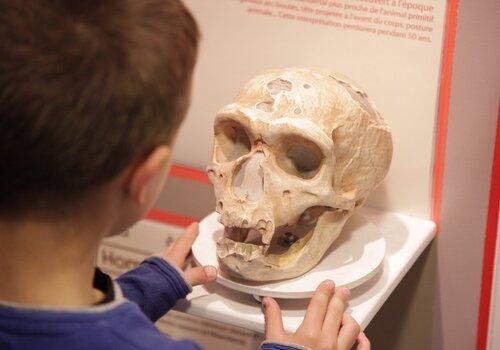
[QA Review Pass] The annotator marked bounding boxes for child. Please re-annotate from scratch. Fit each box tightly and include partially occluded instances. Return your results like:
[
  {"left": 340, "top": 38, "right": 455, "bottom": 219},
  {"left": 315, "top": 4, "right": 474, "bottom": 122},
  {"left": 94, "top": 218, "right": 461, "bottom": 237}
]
[{"left": 0, "top": 1, "right": 370, "bottom": 349}]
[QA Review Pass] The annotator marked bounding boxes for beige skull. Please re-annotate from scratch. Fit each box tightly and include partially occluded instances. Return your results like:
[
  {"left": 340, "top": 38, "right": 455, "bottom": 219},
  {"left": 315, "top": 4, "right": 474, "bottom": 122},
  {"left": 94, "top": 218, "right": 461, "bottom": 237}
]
[{"left": 207, "top": 67, "right": 392, "bottom": 281}]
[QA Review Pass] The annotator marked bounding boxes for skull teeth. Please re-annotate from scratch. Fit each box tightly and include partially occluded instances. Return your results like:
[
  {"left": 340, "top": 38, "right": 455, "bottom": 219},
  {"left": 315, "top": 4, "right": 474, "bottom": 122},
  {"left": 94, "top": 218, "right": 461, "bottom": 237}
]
[
  {"left": 219, "top": 212, "right": 272, "bottom": 241},
  {"left": 217, "top": 237, "right": 264, "bottom": 262},
  {"left": 218, "top": 208, "right": 323, "bottom": 253},
  {"left": 256, "top": 219, "right": 267, "bottom": 230},
  {"left": 219, "top": 211, "right": 245, "bottom": 227},
  {"left": 224, "top": 227, "right": 267, "bottom": 245}
]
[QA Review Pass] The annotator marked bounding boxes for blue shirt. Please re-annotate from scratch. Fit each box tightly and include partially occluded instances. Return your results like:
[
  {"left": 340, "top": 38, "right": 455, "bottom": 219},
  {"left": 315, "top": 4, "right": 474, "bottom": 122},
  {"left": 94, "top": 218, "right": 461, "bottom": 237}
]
[{"left": 0, "top": 256, "right": 298, "bottom": 350}]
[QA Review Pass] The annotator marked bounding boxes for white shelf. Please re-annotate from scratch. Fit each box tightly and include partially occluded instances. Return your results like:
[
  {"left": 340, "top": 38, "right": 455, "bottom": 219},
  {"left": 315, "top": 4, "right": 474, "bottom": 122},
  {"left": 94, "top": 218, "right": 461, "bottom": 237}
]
[{"left": 173, "top": 207, "right": 436, "bottom": 333}]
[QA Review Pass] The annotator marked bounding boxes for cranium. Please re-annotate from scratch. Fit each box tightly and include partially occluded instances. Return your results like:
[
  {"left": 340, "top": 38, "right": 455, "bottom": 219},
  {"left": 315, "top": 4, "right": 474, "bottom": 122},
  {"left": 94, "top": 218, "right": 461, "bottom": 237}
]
[{"left": 207, "top": 67, "right": 392, "bottom": 281}]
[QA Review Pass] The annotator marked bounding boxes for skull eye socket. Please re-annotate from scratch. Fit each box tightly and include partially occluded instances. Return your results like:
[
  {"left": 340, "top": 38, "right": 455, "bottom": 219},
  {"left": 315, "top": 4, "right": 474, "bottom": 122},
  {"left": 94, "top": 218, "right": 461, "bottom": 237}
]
[
  {"left": 276, "top": 136, "right": 323, "bottom": 179},
  {"left": 214, "top": 120, "right": 251, "bottom": 162}
]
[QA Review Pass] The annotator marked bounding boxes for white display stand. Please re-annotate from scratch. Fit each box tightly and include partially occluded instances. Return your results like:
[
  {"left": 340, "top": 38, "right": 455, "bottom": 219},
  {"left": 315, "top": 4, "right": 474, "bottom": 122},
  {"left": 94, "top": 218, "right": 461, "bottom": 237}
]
[
  {"left": 192, "top": 212, "right": 386, "bottom": 299},
  {"left": 175, "top": 207, "right": 435, "bottom": 333}
]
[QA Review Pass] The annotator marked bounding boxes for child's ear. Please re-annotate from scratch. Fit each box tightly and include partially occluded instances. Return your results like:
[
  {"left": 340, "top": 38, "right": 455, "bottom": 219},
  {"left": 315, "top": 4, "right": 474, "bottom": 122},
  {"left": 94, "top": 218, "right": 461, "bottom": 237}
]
[{"left": 128, "top": 145, "right": 172, "bottom": 207}]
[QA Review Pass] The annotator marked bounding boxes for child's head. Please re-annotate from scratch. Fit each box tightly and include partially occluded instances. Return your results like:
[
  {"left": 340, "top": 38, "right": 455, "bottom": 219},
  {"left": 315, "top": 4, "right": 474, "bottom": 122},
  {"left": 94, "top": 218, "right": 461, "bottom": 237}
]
[{"left": 0, "top": 0, "right": 199, "bottom": 231}]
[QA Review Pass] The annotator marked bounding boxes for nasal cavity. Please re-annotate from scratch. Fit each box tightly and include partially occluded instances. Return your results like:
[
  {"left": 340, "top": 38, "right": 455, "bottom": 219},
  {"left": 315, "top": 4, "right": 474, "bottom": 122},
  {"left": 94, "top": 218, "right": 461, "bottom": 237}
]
[{"left": 232, "top": 152, "right": 265, "bottom": 202}]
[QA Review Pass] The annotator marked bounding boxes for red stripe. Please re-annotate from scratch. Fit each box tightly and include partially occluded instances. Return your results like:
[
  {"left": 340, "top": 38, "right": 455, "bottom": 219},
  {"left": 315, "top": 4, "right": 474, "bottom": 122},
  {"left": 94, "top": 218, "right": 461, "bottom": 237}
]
[
  {"left": 145, "top": 209, "right": 200, "bottom": 228},
  {"left": 431, "top": 0, "right": 459, "bottom": 232},
  {"left": 476, "top": 103, "right": 500, "bottom": 350},
  {"left": 169, "top": 164, "right": 210, "bottom": 184}
]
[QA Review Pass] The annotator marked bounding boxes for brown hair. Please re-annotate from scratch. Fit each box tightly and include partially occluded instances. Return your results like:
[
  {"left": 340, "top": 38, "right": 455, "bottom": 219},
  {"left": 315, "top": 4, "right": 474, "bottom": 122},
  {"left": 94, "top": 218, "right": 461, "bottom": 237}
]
[{"left": 0, "top": 0, "right": 199, "bottom": 212}]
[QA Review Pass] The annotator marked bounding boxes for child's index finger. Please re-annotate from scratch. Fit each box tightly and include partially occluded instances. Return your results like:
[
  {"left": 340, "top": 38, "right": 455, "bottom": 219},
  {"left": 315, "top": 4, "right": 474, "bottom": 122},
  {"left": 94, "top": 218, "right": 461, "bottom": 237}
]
[
  {"left": 166, "top": 222, "right": 199, "bottom": 266},
  {"left": 298, "top": 280, "right": 335, "bottom": 333}
]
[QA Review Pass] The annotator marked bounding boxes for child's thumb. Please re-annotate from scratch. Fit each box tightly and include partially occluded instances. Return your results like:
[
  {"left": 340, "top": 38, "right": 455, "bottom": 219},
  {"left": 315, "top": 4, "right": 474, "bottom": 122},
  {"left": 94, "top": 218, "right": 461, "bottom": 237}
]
[{"left": 184, "top": 265, "right": 217, "bottom": 286}]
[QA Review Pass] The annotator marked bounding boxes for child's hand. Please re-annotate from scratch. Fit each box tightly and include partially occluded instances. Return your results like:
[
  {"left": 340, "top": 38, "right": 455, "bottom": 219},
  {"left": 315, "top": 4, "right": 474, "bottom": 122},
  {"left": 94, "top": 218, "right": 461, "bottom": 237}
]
[
  {"left": 159, "top": 222, "right": 217, "bottom": 287},
  {"left": 263, "top": 280, "right": 370, "bottom": 350}
]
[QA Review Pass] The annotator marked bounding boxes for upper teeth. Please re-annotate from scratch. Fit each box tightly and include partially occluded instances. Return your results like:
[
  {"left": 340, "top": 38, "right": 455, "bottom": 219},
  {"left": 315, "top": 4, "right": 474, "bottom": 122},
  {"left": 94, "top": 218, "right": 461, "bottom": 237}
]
[{"left": 217, "top": 237, "right": 264, "bottom": 261}]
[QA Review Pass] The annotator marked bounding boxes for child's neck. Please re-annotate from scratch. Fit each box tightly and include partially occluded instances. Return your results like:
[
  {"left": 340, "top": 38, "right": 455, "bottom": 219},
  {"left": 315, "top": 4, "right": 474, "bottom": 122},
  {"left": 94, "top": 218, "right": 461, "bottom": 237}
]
[{"left": 0, "top": 213, "right": 109, "bottom": 308}]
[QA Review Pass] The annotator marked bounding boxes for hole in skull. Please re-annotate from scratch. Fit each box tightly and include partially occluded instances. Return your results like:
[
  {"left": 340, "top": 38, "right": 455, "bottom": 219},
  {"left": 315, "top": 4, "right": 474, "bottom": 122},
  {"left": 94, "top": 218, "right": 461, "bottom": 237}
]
[
  {"left": 214, "top": 119, "right": 251, "bottom": 162},
  {"left": 256, "top": 100, "right": 275, "bottom": 113},
  {"left": 275, "top": 135, "right": 324, "bottom": 179},
  {"left": 267, "top": 78, "right": 292, "bottom": 95},
  {"left": 266, "top": 206, "right": 330, "bottom": 255},
  {"left": 303, "top": 84, "right": 311, "bottom": 89},
  {"left": 279, "top": 232, "right": 298, "bottom": 246}
]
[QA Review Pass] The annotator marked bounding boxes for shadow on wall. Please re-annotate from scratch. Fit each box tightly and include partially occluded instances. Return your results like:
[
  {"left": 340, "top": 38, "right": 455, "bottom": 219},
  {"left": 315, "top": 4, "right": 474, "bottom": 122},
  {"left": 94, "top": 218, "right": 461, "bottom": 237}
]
[
  {"left": 365, "top": 181, "right": 392, "bottom": 212},
  {"left": 365, "top": 241, "right": 437, "bottom": 350},
  {"left": 346, "top": 209, "right": 409, "bottom": 309}
]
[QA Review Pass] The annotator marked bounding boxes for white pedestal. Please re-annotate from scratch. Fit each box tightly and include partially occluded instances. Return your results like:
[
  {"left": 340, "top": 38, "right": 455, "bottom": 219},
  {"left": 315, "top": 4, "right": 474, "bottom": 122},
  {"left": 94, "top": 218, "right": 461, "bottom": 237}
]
[{"left": 174, "top": 207, "right": 436, "bottom": 333}]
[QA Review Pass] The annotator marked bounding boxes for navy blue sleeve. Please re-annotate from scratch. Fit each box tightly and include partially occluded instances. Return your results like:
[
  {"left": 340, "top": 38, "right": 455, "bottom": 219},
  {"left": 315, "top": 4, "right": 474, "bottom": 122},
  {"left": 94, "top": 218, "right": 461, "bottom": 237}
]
[
  {"left": 261, "top": 342, "right": 306, "bottom": 350},
  {"left": 116, "top": 256, "right": 192, "bottom": 322}
]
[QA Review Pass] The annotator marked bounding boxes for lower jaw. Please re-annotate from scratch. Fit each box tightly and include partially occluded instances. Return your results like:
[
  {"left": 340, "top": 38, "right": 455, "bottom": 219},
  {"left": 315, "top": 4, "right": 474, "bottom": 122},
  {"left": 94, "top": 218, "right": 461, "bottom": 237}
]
[
  {"left": 216, "top": 210, "right": 352, "bottom": 281},
  {"left": 216, "top": 228, "right": 315, "bottom": 281}
]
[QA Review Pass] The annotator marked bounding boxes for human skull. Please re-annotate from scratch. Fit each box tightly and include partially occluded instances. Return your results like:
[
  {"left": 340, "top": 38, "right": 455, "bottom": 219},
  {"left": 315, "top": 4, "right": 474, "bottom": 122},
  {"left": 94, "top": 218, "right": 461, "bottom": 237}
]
[{"left": 207, "top": 67, "right": 392, "bottom": 281}]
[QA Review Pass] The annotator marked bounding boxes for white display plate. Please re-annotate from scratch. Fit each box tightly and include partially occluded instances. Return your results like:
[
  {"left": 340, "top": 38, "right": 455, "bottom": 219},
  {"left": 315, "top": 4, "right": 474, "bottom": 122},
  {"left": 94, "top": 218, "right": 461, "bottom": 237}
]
[{"left": 192, "top": 212, "right": 386, "bottom": 299}]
